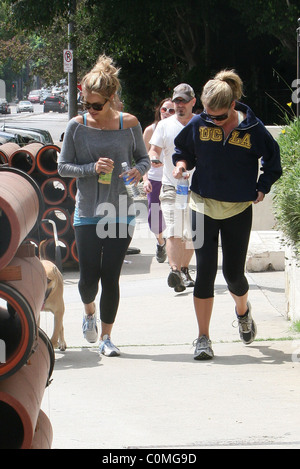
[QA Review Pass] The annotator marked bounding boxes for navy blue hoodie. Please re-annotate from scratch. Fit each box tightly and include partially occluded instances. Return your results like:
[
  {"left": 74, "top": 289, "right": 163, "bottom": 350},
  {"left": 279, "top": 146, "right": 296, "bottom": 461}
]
[{"left": 173, "top": 102, "right": 282, "bottom": 202}]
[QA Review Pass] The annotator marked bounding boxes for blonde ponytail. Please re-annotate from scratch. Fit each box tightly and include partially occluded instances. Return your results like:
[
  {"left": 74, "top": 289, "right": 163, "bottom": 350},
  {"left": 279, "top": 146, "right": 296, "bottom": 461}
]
[
  {"left": 81, "top": 55, "right": 121, "bottom": 99},
  {"left": 201, "top": 69, "right": 244, "bottom": 110}
]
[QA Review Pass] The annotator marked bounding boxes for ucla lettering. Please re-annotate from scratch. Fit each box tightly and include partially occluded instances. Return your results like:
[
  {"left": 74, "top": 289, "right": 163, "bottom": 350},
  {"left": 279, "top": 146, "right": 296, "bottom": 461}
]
[
  {"left": 229, "top": 131, "right": 252, "bottom": 149},
  {"left": 199, "top": 127, "right": 222, "bottom": 142},
  {"left": 199, "top": 127, "right": 252, "bottom": 149}
]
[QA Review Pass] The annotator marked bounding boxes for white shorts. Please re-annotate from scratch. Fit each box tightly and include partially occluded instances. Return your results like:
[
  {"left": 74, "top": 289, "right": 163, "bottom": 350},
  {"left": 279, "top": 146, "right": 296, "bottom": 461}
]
[{"left": 160, "top": 184, "right": 193, "bottom": 244}]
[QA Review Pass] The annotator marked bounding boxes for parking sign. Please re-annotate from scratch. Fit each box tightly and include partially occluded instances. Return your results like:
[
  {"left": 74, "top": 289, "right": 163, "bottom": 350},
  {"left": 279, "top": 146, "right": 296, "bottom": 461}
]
[{"left": 64, "top": 49, "right": 73, "bottom": 73}]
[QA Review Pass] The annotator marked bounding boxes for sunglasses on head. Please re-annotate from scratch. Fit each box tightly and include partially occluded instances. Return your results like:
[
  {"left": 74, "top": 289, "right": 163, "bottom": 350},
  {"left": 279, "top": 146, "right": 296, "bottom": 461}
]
[
  {"left": 161, "top": 107, "right": 175, "bottom": 114},
  {"left": 203, "top": 111, "right": 229, "bottom": 122},
  {"left": 80, "top": 99, "right": 108, "bottom": 111}
]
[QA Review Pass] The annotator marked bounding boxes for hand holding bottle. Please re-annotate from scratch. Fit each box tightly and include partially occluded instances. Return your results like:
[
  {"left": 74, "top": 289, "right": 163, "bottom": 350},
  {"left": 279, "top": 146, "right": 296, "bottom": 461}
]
[
  {"left": 95, "top": 157, "right": 114, "bottom": 175},
  {"left": 95, "top": 158, "right": 114, "bottom": 185},
  {"left": 119, "top": 164, "right": 141, "bottom": 186},
  {"left": 173, "top": 164, "right": 189, "bottom": 180},
  {"left": 120, "top": 162, "right": 141, "bottom": 198}
]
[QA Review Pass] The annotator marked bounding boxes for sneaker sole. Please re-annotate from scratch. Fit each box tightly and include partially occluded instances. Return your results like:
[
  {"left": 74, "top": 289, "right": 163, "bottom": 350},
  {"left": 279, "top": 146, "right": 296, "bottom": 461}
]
[
  {"left": 157, "top": 257, "right": 167, "bottom": 264},
  {"left": 99, "top": 346, "right": 120, "bottom": 357},
  {"left": 100, "top": 349, "right": 120, "bottom": 357},
  {"left": 194, "top": 350, "right": 214, "bottom": 360},
  {"left": 168, "top": 272, "right": 186, "bottom": 292},
  {"left": 84, "top": 334, "right": 98, "bottom": 344}
]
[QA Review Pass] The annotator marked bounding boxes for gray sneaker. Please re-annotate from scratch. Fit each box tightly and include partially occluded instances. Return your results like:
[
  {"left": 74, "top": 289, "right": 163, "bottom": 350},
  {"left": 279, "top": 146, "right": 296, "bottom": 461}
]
[
  {"left": 156, "top": 240, "right": 167, "bottom": 263},
  {"left": 99, "top": 335, "right": 120, "bottom": 357},
  {"left": 193, "top": 335, "right": 214, "bottom": 360},
  {"left": 82, "top": 314, "right": 98, "bottom": 343},
  {"left": 236, "top": 302, "right": 257, "bottom": 345},
  {"left": 167, "top": 269, "right": 186, "bottom": 293},
  {"left": 180, "top": 267, "right": 195, "bottom": 288}
]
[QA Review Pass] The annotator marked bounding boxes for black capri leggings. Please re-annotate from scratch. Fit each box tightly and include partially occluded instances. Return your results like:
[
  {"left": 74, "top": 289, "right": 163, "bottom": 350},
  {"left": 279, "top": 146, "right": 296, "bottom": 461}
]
[
  {"left": 192, "top": 205, "right": 252, "bottom": 299},
  {"left": 74, "top": 223, "right": 132, "bottom": 324}
]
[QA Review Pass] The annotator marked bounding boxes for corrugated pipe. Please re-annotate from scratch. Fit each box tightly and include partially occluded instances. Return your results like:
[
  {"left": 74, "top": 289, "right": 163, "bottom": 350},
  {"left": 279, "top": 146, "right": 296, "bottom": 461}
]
[
  {"left": 9, "top": 143, "right": 43, "bottom": 175},
  {"left": 68, "top": 178, "right": 77, "bottom": 201},
  {"left": 31, "top": 409, "right": 53, "bottom": 450},
  {"left": 0, "top": 143, "right": 20, "bottom": 165},
  {"left": 0, "top": 328, "right": 55, "bottom": 449},
  {"left": 0, "top": 168, "right": 44, "bottom": 271},
  {"left": 40, "top": 177, "right": 68, "bottom": 206},
  {"left": 70, "top": 239, "right": 79, "bottom": 263},
  {"left": 40, "top": 238, "right": 70, "bottom": 265},
  {"left": 0, "top": 249, "right": 47, "bottom": 381},
  {"left": 41, "top": 207, "right": 71, "bottom": 237},
  {"left": 36, "top": 144, "right": 61, "bottom": 176}
]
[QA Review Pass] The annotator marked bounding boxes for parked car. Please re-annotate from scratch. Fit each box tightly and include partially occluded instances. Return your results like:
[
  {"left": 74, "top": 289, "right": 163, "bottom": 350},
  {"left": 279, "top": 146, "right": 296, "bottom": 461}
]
[
  {"left": 39, "top": 89, "right": 51, "bottom": 103},
  {"left": 28, "top": 90, "right": 41, "bottom": 103},
  {"left": 0, "top": 125, "right": 53, "bottom": 145},
  {"left": 43, "top": 96, "right": 68, "bottom": 113},
  {"left": 0, "top": 130, "right": 25, "bottom": 146},
  {"left": 16, "top": 100, "right": 34, "bottom": 113},
  {"left": 0, "top": 99, "right": 11, "bottom": 114}
]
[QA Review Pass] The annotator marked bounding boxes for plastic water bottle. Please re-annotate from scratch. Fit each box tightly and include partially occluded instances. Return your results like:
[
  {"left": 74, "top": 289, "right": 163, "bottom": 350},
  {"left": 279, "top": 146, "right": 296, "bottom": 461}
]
[
  {"left": 121, "top": 162, "right": 140, "bottom": 198},
  {"left": 175, "top": 173, "right": 189, "bottom": 209}
]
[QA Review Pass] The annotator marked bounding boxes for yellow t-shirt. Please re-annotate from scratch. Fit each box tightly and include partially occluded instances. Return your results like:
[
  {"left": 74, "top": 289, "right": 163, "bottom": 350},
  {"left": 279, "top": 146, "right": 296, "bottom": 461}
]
[{"left": 190, "top": 191, "right": 252, "bottom": 220}]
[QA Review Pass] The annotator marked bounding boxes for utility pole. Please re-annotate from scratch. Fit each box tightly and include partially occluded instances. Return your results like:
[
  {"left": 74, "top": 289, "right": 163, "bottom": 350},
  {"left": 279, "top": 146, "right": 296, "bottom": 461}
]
[
  {"left": 68, "top": 0, "right": 77, "bottom": 120},
  {"left": 297, "top": 18, "right": 300, "bottom": 119}
]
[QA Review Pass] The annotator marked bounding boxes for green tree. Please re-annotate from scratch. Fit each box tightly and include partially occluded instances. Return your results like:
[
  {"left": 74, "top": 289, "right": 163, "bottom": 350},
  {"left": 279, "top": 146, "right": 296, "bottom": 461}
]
[
  {"left": 231, "top": 0, "right": 298, "bottom": 61},
  {"left": 4, "top": 0, "right": 298, "bottom": 124}
]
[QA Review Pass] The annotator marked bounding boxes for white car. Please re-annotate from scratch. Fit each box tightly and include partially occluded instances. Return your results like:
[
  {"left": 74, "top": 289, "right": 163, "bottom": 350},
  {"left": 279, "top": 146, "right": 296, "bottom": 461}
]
[{"left": 16, "top": 100, "right": 34, "bottom": 113}]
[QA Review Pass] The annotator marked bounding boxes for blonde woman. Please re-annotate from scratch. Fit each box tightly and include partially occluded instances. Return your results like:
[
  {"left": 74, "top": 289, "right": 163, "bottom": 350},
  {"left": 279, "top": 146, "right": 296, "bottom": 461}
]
[
  {"left": 173, "top": 70, "right": 282, "bottom": 360},
  {"left": 58, "top": 55, "right": 150, "bottom": 357}
]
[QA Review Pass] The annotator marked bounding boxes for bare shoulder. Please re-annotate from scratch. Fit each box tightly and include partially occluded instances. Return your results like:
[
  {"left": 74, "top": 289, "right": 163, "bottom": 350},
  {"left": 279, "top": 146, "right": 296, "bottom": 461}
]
[
  {"left": 122, "top": 112, "right": 139, "bottom": 129},
  {"left": 143, "top": 124, "right": 154, "bottom": 150},
  {"left": 74, "top": 115, "right": 84, "bottom": 124},
  {"left": 143, "top": 124, "right": 154, "bottom": 138}
]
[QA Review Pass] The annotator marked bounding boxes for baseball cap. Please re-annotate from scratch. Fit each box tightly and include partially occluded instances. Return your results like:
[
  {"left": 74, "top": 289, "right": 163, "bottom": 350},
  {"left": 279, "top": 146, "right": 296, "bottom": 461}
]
[{"left": 172, "top": 83, "right": 195, "bottom": 102}]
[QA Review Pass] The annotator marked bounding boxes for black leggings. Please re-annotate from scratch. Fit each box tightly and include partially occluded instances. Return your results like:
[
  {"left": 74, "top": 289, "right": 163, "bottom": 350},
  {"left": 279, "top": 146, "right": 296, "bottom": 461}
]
[
  {"left": 74, "top": 224, "right": 132, "bottom": 324},
  {"left": 192, "top": 206, "right": 252, "bottom": 299}
]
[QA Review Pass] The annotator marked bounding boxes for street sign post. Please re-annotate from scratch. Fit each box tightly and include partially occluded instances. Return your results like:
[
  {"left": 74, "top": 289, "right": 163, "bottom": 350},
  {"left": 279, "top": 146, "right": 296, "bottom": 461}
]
[
  {"left": 63, "top": 49, "right": 73, "bottom": 74},
  {"left": 0, "top": 79, "right": 6, "bottom": 99}
]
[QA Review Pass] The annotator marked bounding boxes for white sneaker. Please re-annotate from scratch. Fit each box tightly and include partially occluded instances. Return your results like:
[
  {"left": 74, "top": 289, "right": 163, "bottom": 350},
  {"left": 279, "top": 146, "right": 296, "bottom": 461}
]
[
  {"left": 236, "top": 302, "right": 257, "bottom": 345},
  {"left": 193, "top": 335, "right": 214, "bottom": 360},
  {"left": 99, "top": 335, "right": 120, "bottom": 357},
  {"left": 82, "top": 314, "right": 98, "bottom": 343}
]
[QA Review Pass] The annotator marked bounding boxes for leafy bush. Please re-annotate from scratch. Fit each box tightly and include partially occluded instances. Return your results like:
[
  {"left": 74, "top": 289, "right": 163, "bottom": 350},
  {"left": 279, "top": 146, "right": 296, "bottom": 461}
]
[{"left": 273, "top": 119, "right": 300, "bottom": 258}]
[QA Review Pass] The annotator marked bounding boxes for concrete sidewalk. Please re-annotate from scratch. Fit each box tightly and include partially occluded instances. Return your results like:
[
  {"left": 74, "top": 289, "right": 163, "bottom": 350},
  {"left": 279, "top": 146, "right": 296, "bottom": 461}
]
[{"left": 40, "top": 224, "right": 300, "bottom": 449}]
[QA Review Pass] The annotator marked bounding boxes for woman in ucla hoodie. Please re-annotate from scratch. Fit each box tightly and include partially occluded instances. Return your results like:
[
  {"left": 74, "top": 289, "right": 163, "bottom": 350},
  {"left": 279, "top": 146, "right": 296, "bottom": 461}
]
[{"left": 173, "top": 70, "right": 282, "bottom": 360}]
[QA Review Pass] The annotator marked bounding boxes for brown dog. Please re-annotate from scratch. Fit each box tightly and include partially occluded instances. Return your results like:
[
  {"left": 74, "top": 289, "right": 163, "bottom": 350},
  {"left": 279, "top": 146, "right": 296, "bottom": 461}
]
[{"left": 39, "top": 241, "right": 67, "bottom": 351}]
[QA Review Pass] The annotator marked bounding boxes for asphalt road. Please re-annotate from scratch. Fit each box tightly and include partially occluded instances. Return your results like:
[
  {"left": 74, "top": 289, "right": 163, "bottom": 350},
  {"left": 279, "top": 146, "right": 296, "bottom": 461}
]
[{"left": 0, "top": 103, "right": 69, "bottom": 142}]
